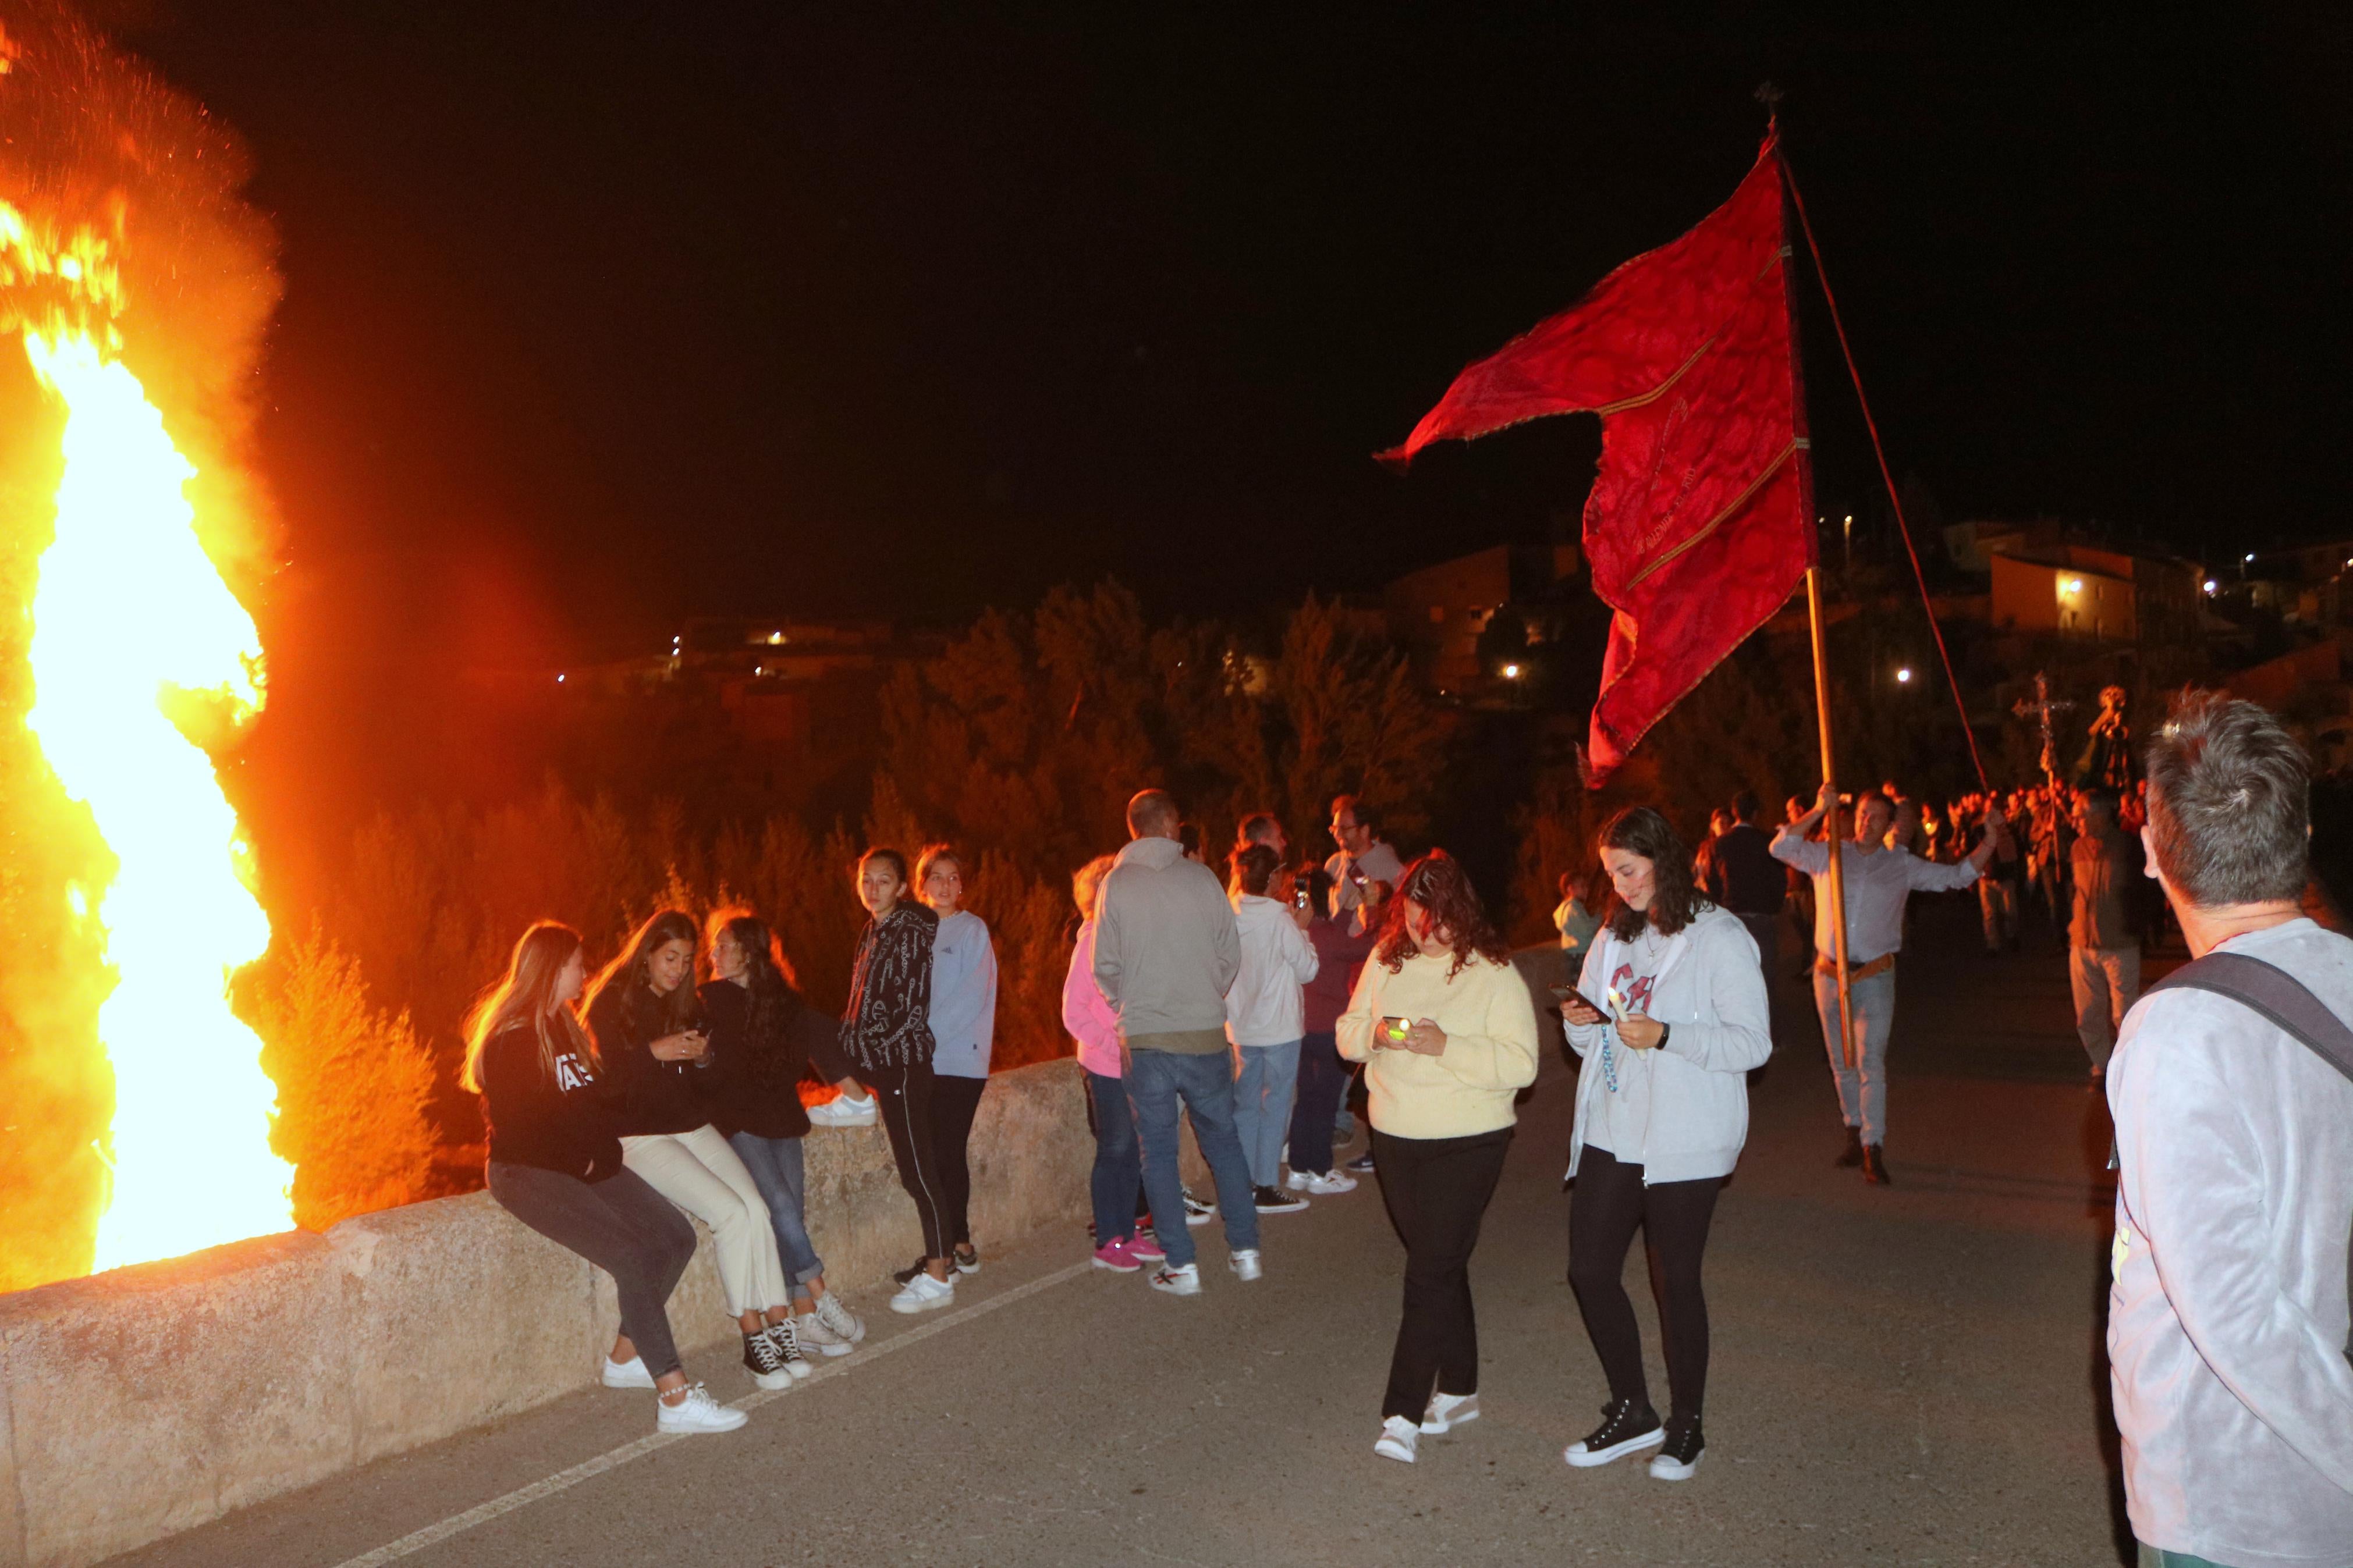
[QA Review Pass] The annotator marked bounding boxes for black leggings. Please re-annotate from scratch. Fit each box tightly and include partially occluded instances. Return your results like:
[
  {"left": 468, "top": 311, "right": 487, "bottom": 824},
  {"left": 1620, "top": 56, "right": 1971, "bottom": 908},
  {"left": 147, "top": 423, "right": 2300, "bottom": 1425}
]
[
  {"left": 1566, "top": 1144, "right": 1722, "bottom": 1423},
  {"left": 865, "top": 1061, "right": 953, "bottom": 1260},
  {"left": 1374, "top": 1125, "right": 1513, "bottom": 1423},
  {"left": 487, "top": 1161, "right": 697, "bottom": 1379},
  {"left": 931, "top": 1072, "right": 987, "bottom": 1249}
]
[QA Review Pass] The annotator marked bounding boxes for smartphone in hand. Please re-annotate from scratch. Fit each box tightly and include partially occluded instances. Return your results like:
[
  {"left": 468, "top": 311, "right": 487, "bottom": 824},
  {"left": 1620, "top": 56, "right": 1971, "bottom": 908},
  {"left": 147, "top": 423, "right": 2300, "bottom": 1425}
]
[
  {"left": 1551, "top": 986, "right": 1606, "bottom": 1027},
  {"left": 1376, "top": 1015, "right": 1412, "bottom": 1046}
]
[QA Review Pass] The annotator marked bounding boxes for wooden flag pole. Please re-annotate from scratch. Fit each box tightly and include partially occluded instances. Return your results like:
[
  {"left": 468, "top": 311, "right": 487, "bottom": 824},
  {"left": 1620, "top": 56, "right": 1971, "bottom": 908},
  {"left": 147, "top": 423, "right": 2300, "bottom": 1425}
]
[
  {"left": 1766, "top": 98, "right": 1858, "bottom": 1071},
  {"left": 1805, "top": 567, "right": 1857, "bottom": 1069}
]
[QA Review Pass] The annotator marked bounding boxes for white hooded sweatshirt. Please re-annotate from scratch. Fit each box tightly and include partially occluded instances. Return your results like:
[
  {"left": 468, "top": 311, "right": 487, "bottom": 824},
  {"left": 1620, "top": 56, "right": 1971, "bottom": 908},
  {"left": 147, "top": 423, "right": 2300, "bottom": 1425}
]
[{"left": 1225, "top": 893, "right": 1319, "bottom": 1047}]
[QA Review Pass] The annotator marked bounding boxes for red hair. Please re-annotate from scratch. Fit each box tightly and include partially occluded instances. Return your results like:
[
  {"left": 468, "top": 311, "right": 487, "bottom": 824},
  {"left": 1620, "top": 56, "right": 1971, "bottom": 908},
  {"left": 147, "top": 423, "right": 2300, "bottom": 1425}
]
[{"left": 1374, "top": 850, "right": 1509, "bottom": 979}]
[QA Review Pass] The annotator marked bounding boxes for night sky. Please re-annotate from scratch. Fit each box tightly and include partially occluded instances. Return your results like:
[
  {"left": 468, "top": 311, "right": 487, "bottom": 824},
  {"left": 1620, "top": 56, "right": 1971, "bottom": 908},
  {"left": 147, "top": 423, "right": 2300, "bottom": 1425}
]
[{"left": 116, "top": 4, "right": 2349, "bottom": 675}]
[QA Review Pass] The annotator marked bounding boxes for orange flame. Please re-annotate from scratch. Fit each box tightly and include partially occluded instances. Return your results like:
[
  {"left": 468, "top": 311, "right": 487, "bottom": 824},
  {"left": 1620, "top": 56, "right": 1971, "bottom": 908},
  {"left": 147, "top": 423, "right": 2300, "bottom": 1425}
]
[{"left": 7, "top": 197, "right": 292, "bottom": 1270}]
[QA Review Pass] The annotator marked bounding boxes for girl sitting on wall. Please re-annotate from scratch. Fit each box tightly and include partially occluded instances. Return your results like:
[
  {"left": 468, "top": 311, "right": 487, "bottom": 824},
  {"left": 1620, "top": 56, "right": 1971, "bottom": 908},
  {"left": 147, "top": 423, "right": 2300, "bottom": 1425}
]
[
  {"left": 697, "top": 908, "right": 868, "bottom": 1358},
  {"left": 585, "top": 910, "right": 812, "bottom": 1392},
  {"left": 464, "top": 922, "right": 743, "bottom": 1435}
]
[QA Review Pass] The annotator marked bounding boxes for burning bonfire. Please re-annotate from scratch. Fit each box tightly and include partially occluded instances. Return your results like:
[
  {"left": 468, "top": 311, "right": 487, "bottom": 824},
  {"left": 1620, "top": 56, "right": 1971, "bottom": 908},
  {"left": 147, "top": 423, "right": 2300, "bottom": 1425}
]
[{"left": 0, "top": 3, "right": 294, "bottom": 1281}]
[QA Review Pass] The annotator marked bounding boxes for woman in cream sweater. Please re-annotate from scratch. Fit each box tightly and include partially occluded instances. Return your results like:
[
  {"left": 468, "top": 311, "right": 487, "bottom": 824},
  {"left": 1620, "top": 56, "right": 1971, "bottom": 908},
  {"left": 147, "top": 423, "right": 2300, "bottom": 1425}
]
[
  {"left": 1557, "top": 806, "right": 1770, "bottom": 1483},
  {"left": 1339, "top": 850, "right": 1540, "bottom": 1465}
]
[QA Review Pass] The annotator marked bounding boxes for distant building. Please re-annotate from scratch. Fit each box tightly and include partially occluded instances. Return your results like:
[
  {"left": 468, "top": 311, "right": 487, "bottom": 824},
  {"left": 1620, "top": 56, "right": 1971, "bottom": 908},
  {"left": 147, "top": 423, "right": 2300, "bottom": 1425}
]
[
  {"left": 1383, "top": 541, "right": 1580, "bottom": 689},
  {"left": 1949, "top": 523, "right": 2204, "bottom": 646}
]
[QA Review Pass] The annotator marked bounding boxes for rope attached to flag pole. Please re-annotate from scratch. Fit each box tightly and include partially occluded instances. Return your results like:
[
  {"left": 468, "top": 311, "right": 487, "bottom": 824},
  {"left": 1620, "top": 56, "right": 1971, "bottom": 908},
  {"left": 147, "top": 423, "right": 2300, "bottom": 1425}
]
[{"left": 1778, "top": 155, "right": 1993, "bottom": 793}]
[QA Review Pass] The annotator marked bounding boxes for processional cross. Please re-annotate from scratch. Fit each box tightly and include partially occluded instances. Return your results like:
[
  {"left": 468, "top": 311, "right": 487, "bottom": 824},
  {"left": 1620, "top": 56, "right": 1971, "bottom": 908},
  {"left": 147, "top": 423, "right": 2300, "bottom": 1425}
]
[{"left": 2010, "top": 671, "right": 2075, "bottom": 785}]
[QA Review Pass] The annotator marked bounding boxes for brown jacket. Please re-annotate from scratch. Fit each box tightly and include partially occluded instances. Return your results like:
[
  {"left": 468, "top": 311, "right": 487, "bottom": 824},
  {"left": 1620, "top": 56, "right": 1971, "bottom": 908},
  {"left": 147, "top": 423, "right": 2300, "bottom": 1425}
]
[{"left": 2070, "top": 828, "right": 2137, "bottom": 949}]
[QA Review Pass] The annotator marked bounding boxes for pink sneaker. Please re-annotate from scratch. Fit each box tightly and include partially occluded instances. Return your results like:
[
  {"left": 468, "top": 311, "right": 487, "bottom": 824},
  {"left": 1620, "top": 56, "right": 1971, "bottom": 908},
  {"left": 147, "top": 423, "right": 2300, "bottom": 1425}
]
[
  {"left": 1092, "top": 1238, "right": 1141, "bottom": 1273},
  {"left": 1128, "top": 1232, "right": 1166, "bottom": 1263}
]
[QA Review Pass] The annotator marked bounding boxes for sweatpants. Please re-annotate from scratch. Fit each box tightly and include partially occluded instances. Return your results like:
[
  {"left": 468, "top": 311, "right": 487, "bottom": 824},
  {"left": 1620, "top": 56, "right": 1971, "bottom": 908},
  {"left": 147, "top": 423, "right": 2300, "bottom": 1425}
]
[
  {"left": 931, "top": 1071, "right": 988, "bottom": 1249},
  {"left": 488, "top": 1161, "right": 696, "bottom": 1379},
  {"left": 1372, "top": 1125, "right": 1513, "bottom": 1423},
  {"left": 1286, "top": 1030, "right": 1348, "bottom": 1176},
  {"left": 2069, "top": 944, "right": 2142, "bottom": 1071},
  {"left": 621, "top": 1125, "right": 790, "bottom": 1318},
  {"left": 1567, "top": 1144, "right": 1723, "bottom": 1423},
  {"left": 864, "top": 1060, "right": 953, "bottom": 1260}
]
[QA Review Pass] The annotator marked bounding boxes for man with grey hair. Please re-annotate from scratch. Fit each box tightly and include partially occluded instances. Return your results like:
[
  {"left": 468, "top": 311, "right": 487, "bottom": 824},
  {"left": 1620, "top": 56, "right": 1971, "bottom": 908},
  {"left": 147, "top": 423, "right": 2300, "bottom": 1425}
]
[
  {"left": 1095, "top": 788, "right": 1262, "bottom": 1293},
  {"left": 2107, "top": 691, "right": 2353, "bottom": 1568}
]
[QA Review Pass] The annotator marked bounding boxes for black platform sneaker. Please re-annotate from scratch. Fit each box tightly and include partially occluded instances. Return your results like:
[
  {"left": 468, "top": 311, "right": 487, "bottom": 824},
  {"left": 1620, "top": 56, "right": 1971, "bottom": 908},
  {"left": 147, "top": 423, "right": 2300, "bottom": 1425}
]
[
  {"left": 1561, "top": 1397, "right": 1665, "bottom": 1467},
  {"left": 1648, "top": 1416, "right": 1705, "bottom": 1480}
]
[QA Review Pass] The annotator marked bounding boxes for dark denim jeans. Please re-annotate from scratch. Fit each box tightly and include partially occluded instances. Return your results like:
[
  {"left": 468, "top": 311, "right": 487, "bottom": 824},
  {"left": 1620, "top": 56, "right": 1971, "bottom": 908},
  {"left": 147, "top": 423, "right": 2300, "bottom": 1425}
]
[
  {"left": 1085, "top": 1069, "right": 1143, "bottom": 1245},
  {"left": 727, "top": 1131, "right": 825, "bottom": 1288},
  {"left": 1125, "top": 1047, "right": 1259, "bottom": 1270},
  {"left": 1287, "top": 1030, "right": 1348, "bottom": 1176}
]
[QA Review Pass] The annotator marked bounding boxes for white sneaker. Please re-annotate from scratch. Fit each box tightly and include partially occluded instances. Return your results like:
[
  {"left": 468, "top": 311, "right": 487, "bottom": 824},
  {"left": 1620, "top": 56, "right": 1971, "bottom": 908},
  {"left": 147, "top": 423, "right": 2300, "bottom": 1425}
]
[
  {"left": 656, "top": 1382, "right": 747, "bottom": 1435},
  {"left": 1421, "top": 1391, "right": 1479, "bottom": 1434},
  {"left": 1284, "top": 1169, "right": 1312, "bottom": 1192},
  {"left": 889, "top": 1271, "right": 956, "bottom": 1314},
  {"left": 1374, "top": 1414, "right": 1419, "bottom": 1463},
  {"left": 807, "top": 1092, "right": 878, "bottom": 1128},
  {"left": 1148, "top": 1262, "right": 1201, "bottom": 1296},
  {"left": 796, "top": 1311, "right": 854, "bottom": 1358},
  {"left": 1304, "top": 1170, "right": 1359, "bottom": 1195},
  {"left": 762, "top": 1318, "right": 815, "bottom": 1381},
  {"left": 1229, "top": 1248, "right": 1263, "bottom": 1282},
  {"left": 811, "top": 1290, "right": 867, "bottom": 1344},
  {"left": 601, "top": 1355, "right": 655, "bottom": 1390}
]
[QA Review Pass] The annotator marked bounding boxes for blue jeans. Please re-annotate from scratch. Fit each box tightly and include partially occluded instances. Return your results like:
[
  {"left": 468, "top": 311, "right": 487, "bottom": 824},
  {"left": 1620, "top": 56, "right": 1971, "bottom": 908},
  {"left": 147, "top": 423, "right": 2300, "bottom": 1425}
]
[
  {"left": 1085, "top": 1069, "right": 1143, "bottom": 1245},
  {"left": 726, "top": 1131, "right": 825, "bottom": 1289},
  {"left": 1126, "top": 1047, "right": 1261, "bottom": 1269},
  {"left": 1810, "top": 965, "right": 1897, "bottom": 1145},
  {"left": 1233, "top": 1039, "right": 1302, "bottom": 1188},
  {"left": 1287, "top": 1030, "right": 1347, "bottom": 1176}
]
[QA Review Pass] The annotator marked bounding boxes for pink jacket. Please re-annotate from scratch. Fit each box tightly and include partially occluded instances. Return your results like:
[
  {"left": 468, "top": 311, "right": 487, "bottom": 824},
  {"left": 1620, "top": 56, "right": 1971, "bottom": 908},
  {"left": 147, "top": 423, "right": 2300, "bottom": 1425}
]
[{"left": 1063, "top": 920, "right": 1123, "bottom": 1076}]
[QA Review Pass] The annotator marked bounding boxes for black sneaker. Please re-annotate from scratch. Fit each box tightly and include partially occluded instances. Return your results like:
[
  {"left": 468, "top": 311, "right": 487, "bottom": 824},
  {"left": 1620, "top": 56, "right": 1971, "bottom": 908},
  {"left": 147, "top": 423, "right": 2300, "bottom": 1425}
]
[
  {"left": 1834, "top": 1126, "right": 1864, "bottom": 1168},
  {"left": 743, "top": 1328, "right": 795, "bottom": 1392},
  {"left": 890, "top": 1254, "right": 928, "bottom": 1286},
  {"left": 1253, "top": 1184, "right": 1309, "bottom": 1214},
  {"left": 1562, "top": 1397, "right": 1664, "bottom": 1467},
  {"left": 1648, "top": 1417, "right": 1705, "bottom": 1480},
  {"left": 1345, "top": 1150, "right": 1376, "bottom": 1173}
]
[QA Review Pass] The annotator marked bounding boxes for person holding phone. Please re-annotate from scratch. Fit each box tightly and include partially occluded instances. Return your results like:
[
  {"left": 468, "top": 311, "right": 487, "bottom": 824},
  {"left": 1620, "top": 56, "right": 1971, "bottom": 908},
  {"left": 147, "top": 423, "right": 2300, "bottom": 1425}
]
[
  {"left": 1557, "top": 807, "right": 1771, "bottom": 1483},
  {"left": 586, "top": 910, "right": 808, "bottom": 1392},
  {"left": 1337, "top": 851, "right": 1540, "bottom": 1466}
]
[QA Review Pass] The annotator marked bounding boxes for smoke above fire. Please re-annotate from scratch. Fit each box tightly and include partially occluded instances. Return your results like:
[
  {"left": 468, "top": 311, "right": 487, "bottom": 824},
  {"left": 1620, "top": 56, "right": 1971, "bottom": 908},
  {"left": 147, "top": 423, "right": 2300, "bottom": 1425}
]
[{"left": 0, "top": 0, "right": 286, "bottom": 1289}]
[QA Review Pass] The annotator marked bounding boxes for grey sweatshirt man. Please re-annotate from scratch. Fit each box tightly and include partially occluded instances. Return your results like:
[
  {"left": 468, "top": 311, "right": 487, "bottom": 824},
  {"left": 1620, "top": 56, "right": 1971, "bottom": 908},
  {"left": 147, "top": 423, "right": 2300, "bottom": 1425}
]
[
  {"left": 1092, "top": 834, "right": 1240, "bottom": 1052},
  {"left": 2107, "top": 916, "right": 2353, "bottom": 1568}
]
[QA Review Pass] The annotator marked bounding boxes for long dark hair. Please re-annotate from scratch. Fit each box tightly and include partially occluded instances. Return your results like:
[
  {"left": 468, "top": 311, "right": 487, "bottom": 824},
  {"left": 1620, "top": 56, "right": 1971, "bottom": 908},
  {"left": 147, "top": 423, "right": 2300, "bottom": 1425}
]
[
  {"left": 581, "top": 908, "right": 701, "bottom": 1064},
  {"left": 1374, "top": 850, "right": 1509, "bottom": 979},
  {"left": 708, "top": 908, "right": 797, "bottom": 1036},
  {"left": 1597, "top": 806, "right": 1709, "bottom": 941}
]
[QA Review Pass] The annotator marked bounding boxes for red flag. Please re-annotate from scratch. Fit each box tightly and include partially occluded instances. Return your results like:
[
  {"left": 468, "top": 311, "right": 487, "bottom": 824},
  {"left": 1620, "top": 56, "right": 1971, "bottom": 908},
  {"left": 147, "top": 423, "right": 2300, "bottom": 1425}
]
[{"left": 1382, "top": 140, "right": 1813, "bottom": 785}]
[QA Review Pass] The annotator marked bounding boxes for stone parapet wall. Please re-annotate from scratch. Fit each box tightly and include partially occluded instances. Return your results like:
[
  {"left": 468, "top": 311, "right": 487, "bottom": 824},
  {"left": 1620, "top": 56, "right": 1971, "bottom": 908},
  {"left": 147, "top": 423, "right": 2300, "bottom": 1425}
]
[{"left": 0, "top": 1056, "right": 1098, "bottom": 1568}]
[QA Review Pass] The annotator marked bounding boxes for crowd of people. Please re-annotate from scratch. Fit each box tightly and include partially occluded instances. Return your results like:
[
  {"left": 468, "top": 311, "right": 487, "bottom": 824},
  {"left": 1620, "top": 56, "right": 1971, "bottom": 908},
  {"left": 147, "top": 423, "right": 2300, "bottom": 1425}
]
[{"left": 457, "top": 691, "right": 2351, "bottom": 1566}]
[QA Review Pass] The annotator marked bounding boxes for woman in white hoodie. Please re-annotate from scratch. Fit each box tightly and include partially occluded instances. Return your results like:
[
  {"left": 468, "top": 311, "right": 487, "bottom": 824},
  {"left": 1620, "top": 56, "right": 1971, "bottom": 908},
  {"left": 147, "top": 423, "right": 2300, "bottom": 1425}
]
[
  {"left": 1557, "top": 806, "right": 1770, "bottom": 1484},
  {"left": 1226, "top": 842, "right": 1319, "bottom": 1214}
]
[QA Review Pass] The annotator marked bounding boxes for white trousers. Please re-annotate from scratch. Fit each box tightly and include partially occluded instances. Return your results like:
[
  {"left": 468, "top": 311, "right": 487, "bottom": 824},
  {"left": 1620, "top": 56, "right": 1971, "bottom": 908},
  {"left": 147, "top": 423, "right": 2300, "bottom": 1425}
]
[{"left": 621, "top": 1125, "right": 789, "bottom": 1318}]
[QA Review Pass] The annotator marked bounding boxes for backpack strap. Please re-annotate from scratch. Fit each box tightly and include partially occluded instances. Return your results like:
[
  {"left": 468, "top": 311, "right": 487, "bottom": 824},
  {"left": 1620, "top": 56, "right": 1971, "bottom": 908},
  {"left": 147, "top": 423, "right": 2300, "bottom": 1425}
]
[
  {"left": 2146, "top": 951, "right": 2353, "bottom": 1086},
  {"left": 2144, "top": 948, "right": 2353, "bottom": 1368}
]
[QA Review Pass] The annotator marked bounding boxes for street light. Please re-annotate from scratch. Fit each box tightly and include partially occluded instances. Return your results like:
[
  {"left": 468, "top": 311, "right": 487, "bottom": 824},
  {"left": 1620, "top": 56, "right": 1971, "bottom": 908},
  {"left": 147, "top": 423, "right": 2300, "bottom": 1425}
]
[
  {"left": 1895, "top": 667, "right": 1914, "bottom": 684},
  {"left": 2064, "top": 577, "right": 2084, "bottom": 594},
  {"left": 2203, "top": 579, "right": 2218, "bottom": 595},
  {"left": 1501, "top": 663, "right": 1522, "bottom": 679}
]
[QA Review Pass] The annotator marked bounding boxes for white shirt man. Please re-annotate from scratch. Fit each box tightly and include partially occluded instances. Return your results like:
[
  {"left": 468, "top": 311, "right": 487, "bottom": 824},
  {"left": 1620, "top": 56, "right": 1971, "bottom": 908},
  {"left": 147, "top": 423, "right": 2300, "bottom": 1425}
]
[{"left": 1770, "top": 785, "right": 1999, "bottom": 1183}]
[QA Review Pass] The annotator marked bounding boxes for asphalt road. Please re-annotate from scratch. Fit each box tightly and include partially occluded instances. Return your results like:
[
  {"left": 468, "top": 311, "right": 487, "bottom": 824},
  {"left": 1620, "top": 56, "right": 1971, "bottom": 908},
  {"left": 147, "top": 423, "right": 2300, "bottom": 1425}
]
[{"left": 111, "top": 896, "right": 2139, "bottom": 1568}]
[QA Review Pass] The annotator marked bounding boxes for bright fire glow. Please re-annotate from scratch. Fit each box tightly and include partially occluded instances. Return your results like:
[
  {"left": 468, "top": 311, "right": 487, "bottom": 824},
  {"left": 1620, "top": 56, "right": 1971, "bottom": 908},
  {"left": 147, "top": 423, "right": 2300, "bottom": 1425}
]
[{"left": 17, "top": 318, "right": 292, "bottom": 1270}]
